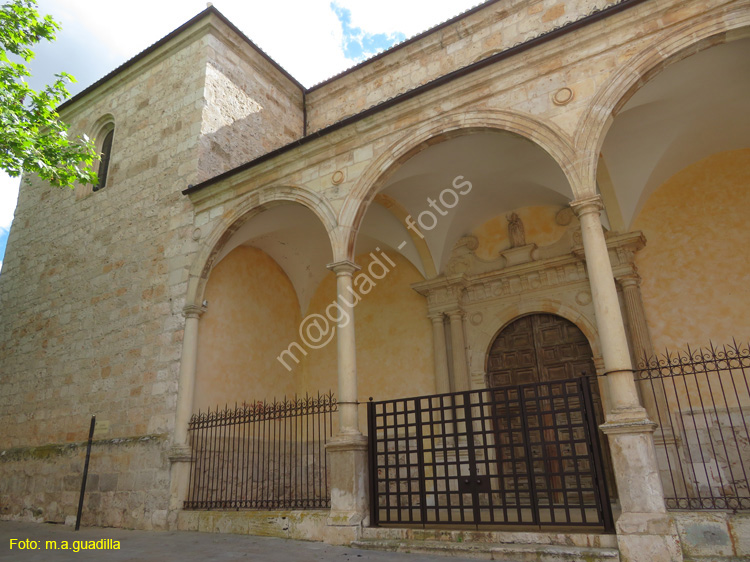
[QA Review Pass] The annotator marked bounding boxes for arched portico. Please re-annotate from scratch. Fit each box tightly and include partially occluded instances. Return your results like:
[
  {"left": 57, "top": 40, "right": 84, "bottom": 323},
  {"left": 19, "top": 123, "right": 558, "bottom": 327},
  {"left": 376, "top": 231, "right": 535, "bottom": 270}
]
[
  {"left": 185, "top": 185, "right": 339, "bottom": 309},
  {"left": 561, "top": 16, "right": 750, "bottom": 559},
  {"left": 170, "top": 190, "right": 338, "bottom": 512},
  {"left": 575, "top": 13, "right": 750, "bottom": 195},
  {"left": 339, "top": 109, "right": 581, "bottom": 257}
]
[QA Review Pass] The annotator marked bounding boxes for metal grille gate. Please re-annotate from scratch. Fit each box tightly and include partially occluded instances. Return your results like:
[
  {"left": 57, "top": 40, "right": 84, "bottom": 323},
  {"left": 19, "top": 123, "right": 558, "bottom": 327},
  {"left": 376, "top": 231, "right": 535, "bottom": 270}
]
[{"left": 368, "top": 377, "right": 613, "bottom": 530}]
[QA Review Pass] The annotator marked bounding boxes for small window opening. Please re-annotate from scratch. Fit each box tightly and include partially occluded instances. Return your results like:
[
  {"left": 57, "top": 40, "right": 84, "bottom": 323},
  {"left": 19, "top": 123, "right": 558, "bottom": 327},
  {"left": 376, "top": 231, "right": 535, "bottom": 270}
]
[{"left": 93, "top": 128, "right": 114, "bottom": 191}]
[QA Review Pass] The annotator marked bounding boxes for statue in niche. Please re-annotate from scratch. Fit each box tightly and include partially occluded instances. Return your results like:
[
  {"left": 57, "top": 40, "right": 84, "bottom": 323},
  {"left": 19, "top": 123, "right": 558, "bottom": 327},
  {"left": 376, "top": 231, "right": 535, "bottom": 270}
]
[{"left": 507, "top": 212, "right": 526, "bottom": 248}]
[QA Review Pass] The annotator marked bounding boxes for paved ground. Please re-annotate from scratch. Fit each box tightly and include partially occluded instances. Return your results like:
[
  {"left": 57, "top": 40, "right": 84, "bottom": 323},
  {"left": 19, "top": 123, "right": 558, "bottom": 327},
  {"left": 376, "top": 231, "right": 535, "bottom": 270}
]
[{"left": 0, "top": 521, "right": 475, "bottom": 562}]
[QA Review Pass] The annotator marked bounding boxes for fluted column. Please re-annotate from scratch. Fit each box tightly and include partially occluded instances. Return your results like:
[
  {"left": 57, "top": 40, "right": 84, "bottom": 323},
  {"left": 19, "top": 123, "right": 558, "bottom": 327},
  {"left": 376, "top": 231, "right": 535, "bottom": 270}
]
[
  {"left": 619, "top": 274, "right": 674, "bottom": 440},
  {"left": 429, "top": 313, "right": 451, "bottom": 394},
  {"left": 325, "top": 259, "right": 368, "bottom": 528},
  {"left": 447, "top": 309, "right": 470, "bottom": 392},
  {"left": 168, "top": 303, "right": 205, "bottom": 513},
  {"left": 619, "top": 274, "right": 654, "bottom": 364}
]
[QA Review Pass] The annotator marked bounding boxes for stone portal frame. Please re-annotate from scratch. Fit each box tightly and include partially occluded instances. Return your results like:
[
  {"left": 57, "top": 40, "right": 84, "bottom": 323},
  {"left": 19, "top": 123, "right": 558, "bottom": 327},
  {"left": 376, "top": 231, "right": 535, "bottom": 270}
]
[
  {"left": 413, "top": 229, "right": 648, "bottom": 411},
  {"left": 476, "top": 304, "right": 602, "bottom": 382}
]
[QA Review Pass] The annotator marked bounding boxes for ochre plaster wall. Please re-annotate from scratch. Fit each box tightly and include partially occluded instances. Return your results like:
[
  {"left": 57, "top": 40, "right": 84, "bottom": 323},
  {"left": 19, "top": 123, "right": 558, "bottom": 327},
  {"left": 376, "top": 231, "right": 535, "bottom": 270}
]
[
  {"left": 194, "top": 246, "right": 300, "bottom": 411},
  {"left": 632, "top": 149, "right": 750, "bottom": 351},
  {"left": 301, "top": 251, "right": 435, "bottom": 429},
  {"left": 472, "top": 205, "right": 571, "bottom": 259}
]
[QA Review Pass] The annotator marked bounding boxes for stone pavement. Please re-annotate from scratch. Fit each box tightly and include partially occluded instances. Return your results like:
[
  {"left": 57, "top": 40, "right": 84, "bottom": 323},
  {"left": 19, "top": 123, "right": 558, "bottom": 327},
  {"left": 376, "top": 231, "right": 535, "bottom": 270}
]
[{"left": 0, "top": 521, "right": 480, "bottom": 562}]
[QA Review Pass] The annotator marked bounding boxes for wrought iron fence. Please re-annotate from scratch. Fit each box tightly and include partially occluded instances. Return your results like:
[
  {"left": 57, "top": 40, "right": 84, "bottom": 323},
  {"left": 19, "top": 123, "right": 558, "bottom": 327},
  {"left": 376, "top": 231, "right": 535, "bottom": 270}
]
[
  {"left": 184, "top": 391, "right": 337, "bottom": 510},
  {"left": 635, "top": 341, "right": 750, "bottom": 511}
]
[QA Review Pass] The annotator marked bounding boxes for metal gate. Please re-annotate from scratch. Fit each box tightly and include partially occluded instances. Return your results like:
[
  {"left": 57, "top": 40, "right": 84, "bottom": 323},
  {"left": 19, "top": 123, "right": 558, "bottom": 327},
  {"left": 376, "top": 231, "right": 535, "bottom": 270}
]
[{"left": 367, "top": 377, "right": 613, "bottom": 530}]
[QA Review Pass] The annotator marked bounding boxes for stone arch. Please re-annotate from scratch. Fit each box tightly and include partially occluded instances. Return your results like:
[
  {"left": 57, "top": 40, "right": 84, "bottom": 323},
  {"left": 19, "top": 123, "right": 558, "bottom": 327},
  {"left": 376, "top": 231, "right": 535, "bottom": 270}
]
[
  {"left": 339, "top": 109, "right": 579, "bottom": 260},
  {"left": 474, "top": 300, "right": 601, "bottom": 376},
  {"left": 185, "top": 185, "right": 338, "bottom": 307},
  {"left": 575, "top": 8, "right": 750, "bottom": 194}
]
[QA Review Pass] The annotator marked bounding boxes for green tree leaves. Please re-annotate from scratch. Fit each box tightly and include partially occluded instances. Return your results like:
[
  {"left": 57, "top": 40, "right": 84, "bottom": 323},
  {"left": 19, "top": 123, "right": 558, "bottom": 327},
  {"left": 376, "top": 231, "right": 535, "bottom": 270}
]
[{"left": 0, "top": 0, "right": 97, "bottom": 188}]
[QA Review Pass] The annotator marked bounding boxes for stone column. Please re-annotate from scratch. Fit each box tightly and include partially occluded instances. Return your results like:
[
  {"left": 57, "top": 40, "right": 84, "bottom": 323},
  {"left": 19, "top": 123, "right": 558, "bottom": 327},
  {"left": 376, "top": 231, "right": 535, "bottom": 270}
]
[
  {"left": 571, "top": 196, "right": 682, "bottom": 562},
  {"left": 618, "top": 274, "right": 664, "bottom": 423},
  {"left": 168, "top": 304, "right": 205, "bottom": 515},
  {"left": 447, "top": 309, "right": 470, "bottom": 392},
  {"left": 619, "top": 274, "right": 678, "bottom": 490},
  {"left": 618, "top": 274, "right": 654, "bottom": 365},
  {"left": 429, "top": 313, "right": 451, "bottom": 394},
  {"left": 325, "top": 260, "right": 368, "bottom": 535}
]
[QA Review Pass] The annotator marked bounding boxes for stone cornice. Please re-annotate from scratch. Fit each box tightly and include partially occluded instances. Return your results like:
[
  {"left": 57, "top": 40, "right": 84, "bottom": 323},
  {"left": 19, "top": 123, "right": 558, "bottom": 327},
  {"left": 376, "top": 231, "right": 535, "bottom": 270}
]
[{"left": 414, "top": 229, "right": 647, "bottom": 310}]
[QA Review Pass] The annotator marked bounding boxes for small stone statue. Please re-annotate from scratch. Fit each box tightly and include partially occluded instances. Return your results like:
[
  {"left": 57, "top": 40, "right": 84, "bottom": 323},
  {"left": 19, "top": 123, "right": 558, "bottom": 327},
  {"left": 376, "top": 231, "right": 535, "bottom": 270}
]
[{"left": 507, "top": 212, "right": 525, "bottom": 248}]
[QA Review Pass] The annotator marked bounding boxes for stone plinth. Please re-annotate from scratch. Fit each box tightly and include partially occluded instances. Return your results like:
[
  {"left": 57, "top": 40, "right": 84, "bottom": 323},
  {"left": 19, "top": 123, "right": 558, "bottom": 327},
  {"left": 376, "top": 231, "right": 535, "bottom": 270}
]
[{"left": 325, "top": 433, "right": 369, "bottom": 530}]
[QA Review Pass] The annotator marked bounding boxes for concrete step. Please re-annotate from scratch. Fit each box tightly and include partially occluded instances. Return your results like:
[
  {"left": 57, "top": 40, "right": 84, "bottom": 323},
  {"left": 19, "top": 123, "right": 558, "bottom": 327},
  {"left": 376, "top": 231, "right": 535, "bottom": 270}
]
[{"left": 352, "top": 538, "right": 620, "bottom": 562}]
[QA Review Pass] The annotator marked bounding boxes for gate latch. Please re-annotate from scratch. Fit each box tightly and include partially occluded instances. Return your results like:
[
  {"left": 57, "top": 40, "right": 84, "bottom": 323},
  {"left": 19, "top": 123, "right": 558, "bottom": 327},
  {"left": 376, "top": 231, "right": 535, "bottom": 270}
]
[{"left": 458, "top": 475, "right": 491, "bottom": 493}]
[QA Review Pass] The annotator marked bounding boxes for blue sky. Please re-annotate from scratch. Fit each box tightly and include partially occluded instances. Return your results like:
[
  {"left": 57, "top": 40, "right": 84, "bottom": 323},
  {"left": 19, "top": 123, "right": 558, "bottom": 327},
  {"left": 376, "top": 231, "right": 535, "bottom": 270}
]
[
  {"left": 0, "top": 0, "right": 480, "bottom": 273},
  {"left": 333, "top": 4, "right": 407, "bottom": 60}
]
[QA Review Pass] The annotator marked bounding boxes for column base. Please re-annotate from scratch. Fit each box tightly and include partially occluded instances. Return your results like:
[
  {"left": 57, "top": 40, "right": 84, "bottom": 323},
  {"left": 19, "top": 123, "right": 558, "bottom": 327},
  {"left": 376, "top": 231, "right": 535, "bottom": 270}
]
[
  {"left": 616, "top": 512, "right": 683, "bottom": 562},
  {"left": 605, "top": 404, "right": 650, "bottom": 424},
  {"left": 326, "top": 433, "right": 369, "bottom": 528},
  {"left": 168, "top": 445, "right": 192, "bottom": 513},
  {"left": 601, "top": 419, "right": 684, "bottom": 561}
]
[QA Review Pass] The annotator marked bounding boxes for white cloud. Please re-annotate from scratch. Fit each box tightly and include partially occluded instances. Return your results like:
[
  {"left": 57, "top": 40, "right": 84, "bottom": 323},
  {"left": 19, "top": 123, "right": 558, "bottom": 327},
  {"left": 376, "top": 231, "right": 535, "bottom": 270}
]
[
  {"left": 336, "top": 0, "right": 481, "bottom": 38},
  {"left": 0, "top": 173, "right": 21, "bottom": 230},
  {"left": 1, "top": 0, "right": 481, "bottom": 238},
  {"left": 40, "top": 0, "right": 481, "bottom": 88},
  {"left": 42, "top": 0, "right": 354, "bottom": 87}
]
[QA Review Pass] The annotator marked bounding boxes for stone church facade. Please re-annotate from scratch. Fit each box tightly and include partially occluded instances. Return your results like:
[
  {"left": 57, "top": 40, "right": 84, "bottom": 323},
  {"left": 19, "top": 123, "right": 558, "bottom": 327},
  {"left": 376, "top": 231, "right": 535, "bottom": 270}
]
[{"left": 1, "top": 1, "right": 749, "bottom": 561}]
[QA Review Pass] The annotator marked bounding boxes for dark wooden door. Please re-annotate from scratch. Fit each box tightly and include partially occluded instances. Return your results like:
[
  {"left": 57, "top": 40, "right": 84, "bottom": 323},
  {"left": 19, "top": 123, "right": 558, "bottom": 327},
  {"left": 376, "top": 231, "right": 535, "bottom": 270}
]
[
  {"left": 486, "top": 314, "right": 614, "bottom": 507},
  {"left": 487, "top": 314, "right": 596, "bottom": 387}
]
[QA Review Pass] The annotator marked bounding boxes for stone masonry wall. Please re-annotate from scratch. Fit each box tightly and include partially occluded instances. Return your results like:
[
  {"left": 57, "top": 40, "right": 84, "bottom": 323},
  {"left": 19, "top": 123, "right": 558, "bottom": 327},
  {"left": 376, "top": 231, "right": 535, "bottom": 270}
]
[
  {"left": 305, "top": 0, "right": 623, "bottom": 132},
  {"left": 0, "top": 437, "right": 170, "bottom": 530},
  {"left": 197, "top": 20, "right": 304, "bottom": 182},
  {"left": 0, "top": 13, "right": 299, "bottom": 528}
]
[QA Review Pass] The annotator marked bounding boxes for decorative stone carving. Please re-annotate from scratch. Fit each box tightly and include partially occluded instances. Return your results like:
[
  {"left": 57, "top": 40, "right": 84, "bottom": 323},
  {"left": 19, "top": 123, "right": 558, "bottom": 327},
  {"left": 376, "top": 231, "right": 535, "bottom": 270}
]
[
  {"left": 555, "top": 206, "right": 574, "bottom": 226},
  {"left": 576, "top": 291, "right": 593, "bottom": 306},
  {"left": 507, "top": 212, "right": 526, "bottom": 248},
  {"left": 415, "top": 230, "right": 647, "bottom": 311},
  {"left": 499, "top": 243, "right": 538, "bottom": 266},
  {"left": 552, "top": 87, "right": 574, "bottom": 106},
  {"left": 446, "top": 236, "right": 479, "bottom": 275},
  {"left": 470, "top": 312, "right": 483, "bottom": 326}
]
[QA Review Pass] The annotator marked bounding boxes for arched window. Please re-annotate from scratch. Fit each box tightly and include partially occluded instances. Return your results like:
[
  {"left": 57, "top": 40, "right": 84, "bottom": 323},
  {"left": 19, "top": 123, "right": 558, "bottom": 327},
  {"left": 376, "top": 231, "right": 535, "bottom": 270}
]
[{"left": 93, "top": 126, "right": 114, "bottom": 192}]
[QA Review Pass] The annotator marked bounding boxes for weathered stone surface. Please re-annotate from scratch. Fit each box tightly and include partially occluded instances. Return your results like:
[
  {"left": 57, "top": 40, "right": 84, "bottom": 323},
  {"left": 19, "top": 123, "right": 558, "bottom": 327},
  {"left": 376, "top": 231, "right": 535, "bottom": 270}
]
[
  {"left": 0, "top": 437, "right": 169, "bottom": 529},
  {"left": 0, "top": 3, "right": 747, "bottom": 560},
  {"left": 673, "top": 512, "right": 750, "bottom": 560}
]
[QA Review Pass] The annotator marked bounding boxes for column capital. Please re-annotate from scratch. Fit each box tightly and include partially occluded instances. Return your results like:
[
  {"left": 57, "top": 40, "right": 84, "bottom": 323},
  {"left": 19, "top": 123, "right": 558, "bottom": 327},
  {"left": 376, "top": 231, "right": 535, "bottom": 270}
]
[
  {"left": 445, "top": 308, "right": 465, "bottom": 319},
  {"left": 570, "top": 195, "right": 604, "bottom": 218},
  {"left": 327, "top": 260, "right": 361, "bottom": 275},
  {"left": 183, "top": 304, "right": 206, "bottom": 319},
  {"left": 617, "top": 272, "right": 642, "bottom": 289},
  {"left": 428, "top": 312, "right": 445, "bottom": 322}
]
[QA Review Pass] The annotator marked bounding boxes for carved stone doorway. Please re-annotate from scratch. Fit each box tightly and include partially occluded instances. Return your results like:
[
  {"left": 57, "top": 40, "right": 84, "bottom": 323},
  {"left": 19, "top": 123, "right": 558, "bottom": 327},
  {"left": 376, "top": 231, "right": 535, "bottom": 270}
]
[{"left": 486, "top": 313, "right": 617, "bottom": 501}]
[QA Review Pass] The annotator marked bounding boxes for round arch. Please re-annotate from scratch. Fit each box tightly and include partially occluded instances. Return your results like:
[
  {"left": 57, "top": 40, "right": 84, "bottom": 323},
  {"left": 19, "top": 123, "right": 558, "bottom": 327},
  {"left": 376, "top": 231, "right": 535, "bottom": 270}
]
[
  {"left": 473, "top": 300, "right": 602, "bottom": 376},
  {"left": 338, "top": 109, "right": 580, "bottom": 261},
  {"left": 576, "top": 10, "right": 750, "bottom": 194},
  {"left": 185, "top": 185, "right": 338, "bottom": 307}
]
